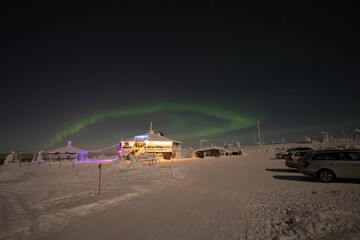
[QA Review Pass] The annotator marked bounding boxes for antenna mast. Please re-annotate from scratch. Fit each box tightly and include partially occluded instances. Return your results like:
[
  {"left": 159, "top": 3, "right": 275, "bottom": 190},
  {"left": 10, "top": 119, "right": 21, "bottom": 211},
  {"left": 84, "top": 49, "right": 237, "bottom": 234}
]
[
  {"left": 149, "top": 122, "right": 154, "bottom": 134},
  {"left": 257, "top": 121, "right": 262, "bottom": 145}
]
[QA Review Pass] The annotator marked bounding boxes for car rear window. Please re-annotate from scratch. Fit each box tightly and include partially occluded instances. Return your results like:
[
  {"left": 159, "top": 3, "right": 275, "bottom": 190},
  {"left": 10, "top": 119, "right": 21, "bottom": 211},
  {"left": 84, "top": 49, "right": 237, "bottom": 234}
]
[{"left": 294, "top": 151, "right": 312, "bottom": 156}]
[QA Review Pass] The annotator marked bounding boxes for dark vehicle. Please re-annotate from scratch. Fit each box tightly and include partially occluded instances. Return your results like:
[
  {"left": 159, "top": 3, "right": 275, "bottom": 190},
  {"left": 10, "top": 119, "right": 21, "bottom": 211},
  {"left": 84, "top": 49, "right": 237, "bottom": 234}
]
[{"left": 276, "top": 147, "right": 314, "bottom": 159}]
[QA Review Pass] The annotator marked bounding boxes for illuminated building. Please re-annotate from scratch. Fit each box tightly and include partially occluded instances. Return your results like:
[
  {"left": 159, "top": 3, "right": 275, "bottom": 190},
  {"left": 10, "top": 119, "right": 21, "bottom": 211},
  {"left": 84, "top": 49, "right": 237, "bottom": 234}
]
[{"left": 121, "top": 123, "right": 181, "bottom": 159}]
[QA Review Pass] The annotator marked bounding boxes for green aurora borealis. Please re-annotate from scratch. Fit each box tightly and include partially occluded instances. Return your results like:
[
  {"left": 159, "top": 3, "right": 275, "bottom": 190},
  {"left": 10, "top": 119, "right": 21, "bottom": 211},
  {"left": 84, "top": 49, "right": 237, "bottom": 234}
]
[{"left": 50, "top": 102, "right": 265, "bottom": 146}]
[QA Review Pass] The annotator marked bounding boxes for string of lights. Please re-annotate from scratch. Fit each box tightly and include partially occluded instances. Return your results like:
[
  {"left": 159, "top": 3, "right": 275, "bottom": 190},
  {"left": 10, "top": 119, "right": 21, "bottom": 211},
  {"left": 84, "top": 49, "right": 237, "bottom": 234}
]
[{"left": 85, "top": 143, "right": 120, "bottom": 153}]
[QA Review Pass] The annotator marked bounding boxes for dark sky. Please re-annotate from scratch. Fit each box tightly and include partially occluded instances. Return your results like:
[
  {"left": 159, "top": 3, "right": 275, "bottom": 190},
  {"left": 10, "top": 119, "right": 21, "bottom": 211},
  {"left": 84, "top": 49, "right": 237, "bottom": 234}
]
[{"left": 1, "top": 1, "right": 359, "bottom": 152}]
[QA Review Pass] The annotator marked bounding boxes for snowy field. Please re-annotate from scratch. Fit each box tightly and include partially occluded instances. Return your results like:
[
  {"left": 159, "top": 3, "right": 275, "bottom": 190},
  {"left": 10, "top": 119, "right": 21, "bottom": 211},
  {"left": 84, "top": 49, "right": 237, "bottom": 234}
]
[{"left": 1, "top": 142, "right": 360, "bottom": 240}]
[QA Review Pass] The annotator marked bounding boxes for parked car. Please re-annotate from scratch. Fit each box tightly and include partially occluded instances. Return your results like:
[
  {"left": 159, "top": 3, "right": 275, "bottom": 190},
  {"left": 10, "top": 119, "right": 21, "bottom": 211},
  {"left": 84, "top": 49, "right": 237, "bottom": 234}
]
[
  {"left": 275, "top": 147, "right": 314, "bottom": 159},
  {"left": 298, "top": 150, "right": 360, "bottom": 182},
  {"left": 284, "top": 149, "right": 314, "bottom": 168}
]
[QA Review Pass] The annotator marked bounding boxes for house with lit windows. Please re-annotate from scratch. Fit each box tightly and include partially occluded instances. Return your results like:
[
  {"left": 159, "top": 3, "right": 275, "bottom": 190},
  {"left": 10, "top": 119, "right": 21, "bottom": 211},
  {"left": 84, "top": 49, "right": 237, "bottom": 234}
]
[{"left": 121, "top": 123, "right": 182, "bottom": 159}]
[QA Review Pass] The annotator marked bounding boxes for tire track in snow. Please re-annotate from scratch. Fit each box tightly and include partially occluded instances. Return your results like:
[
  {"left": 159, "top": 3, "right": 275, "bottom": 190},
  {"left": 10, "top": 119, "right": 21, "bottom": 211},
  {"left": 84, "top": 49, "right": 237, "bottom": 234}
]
[
  {"left": 11, "top": 192, "right": 39, "bottom": 233},
  {"left": 0, "top": 191, "right": 39, "bottom": 239}
]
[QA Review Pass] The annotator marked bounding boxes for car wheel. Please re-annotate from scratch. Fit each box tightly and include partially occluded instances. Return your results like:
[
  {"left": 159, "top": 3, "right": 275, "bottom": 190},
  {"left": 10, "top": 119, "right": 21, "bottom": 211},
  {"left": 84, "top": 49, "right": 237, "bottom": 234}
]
[{"left": 318, "top": 169, "right": 335, "bottom": 183}]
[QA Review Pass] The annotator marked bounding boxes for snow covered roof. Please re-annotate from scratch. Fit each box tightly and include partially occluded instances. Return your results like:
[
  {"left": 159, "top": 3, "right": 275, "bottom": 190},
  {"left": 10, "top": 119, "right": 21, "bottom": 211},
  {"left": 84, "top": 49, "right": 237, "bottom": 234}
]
[
  {"left": 193, "top": 146, "right": 228, "bottom": 153},
  {"left": 46, "top": 141, "right": 87, "bottom": 154},
  {"left": 122, "top": 133, "right": 181, "bottom": 143}
]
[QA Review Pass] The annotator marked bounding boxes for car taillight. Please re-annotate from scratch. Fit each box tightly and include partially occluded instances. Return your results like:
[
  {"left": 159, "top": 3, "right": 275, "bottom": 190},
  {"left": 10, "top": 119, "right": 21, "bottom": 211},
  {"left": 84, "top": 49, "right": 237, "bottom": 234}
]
[{"left": 300, "top": 161, "right": 309, "bottom": 167}]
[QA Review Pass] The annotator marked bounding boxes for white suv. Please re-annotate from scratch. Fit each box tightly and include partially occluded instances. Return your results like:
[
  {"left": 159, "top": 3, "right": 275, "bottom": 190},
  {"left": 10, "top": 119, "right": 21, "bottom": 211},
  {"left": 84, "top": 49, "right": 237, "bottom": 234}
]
[{"left": 298, "top": 150, "right": 360, "bottom": 182}]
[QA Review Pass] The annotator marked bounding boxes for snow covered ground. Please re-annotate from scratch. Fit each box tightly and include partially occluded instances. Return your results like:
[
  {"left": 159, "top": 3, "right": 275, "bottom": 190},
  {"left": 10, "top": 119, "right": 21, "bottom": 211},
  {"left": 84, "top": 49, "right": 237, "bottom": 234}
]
[{"left": 1, "top": 141, "right": 360, "bottom": 240}]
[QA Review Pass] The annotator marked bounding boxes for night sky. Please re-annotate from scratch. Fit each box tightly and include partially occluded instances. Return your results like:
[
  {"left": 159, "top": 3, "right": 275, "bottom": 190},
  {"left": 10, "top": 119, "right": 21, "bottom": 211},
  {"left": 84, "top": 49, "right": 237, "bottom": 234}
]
[{"left": 1, "top": 1, "right": 359, "bottom": 152}]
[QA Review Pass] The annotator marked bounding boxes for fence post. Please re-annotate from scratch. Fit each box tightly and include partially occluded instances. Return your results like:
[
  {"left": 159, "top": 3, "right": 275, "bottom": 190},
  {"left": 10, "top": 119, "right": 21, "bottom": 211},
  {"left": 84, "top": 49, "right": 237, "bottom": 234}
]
[{"left": 98, "top": 163, "right": 102, "bottom": 195}]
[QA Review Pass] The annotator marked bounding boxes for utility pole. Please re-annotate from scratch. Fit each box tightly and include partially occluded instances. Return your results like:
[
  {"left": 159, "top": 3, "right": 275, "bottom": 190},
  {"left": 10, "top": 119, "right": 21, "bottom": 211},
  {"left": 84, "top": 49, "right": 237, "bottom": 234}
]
[
  {"left": 341, "top": 125, "right": 346, "bottom": 139},
  {"left": 257, "top": 121, "right": 262, "bottom": 145},
  {"left": 253, "top": 131, "right": 257, "bottom": 145}
]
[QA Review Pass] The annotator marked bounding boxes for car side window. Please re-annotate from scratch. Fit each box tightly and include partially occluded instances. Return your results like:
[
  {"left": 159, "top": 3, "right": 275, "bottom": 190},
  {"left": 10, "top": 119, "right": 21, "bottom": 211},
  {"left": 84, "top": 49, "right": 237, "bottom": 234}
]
[
  {"left": 297, "top": 152, "right": 308, "bottom": 156},
  {"left": 313, "top": 153, "right": 323, "bottom": 160},
  {"left": 335, "top": 152, "right": 348, "bottom": 160},
  {"left": 348, "top": 152, "right": 360, "bottom": 161},
  {"left": 323, "top": 153, "right": 335, "bottom": 160}
]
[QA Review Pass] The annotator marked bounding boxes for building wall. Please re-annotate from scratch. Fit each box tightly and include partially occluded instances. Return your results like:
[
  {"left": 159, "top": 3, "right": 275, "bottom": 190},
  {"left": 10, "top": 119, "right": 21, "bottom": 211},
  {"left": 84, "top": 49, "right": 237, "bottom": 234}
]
[{"left": 121, "top": 140, "right": 182, "bottom": 158}]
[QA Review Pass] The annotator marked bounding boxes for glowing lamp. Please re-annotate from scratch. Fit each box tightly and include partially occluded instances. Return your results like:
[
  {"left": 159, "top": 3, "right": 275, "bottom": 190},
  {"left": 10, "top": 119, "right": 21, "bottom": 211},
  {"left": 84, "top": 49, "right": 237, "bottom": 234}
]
[
  {"left": 118, "top": 142, "right": 122, "bottom": 155},
  {"left": 135, "top": 135, "right": 148, "bottom": 140}
]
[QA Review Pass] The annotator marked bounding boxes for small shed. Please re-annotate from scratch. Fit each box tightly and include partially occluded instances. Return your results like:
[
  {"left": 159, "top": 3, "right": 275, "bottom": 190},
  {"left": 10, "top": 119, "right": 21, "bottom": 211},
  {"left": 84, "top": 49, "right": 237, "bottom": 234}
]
[
  {"left": 193, "top": 146, "right": 228, "bottom": 158},
  {"left": 45, "top": 140, "right": 88, "bottom": 161}
]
